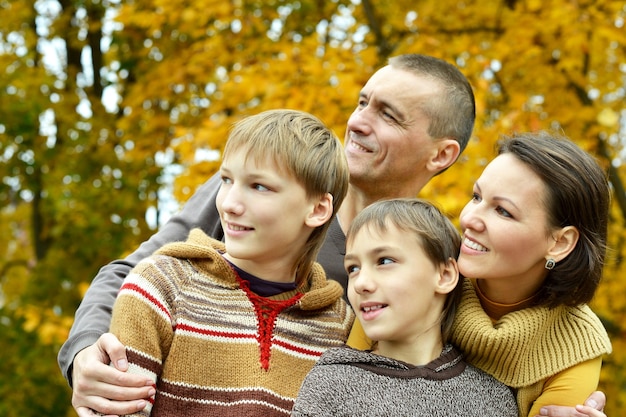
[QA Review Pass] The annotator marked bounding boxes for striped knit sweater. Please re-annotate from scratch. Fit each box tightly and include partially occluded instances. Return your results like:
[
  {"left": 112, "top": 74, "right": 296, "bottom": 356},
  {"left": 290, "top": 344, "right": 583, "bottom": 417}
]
[
  {"left": 450, "top": 279, "right": 612, "bottom": 416},
  {"left": 108, "top": 228, "right": 354, "bottom": 417}
]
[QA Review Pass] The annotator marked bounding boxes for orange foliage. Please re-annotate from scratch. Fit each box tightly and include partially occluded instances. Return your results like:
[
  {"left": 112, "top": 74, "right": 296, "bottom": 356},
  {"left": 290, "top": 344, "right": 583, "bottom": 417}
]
[{"left": 2, "top": 0, "right": 626, "bottom": 414}]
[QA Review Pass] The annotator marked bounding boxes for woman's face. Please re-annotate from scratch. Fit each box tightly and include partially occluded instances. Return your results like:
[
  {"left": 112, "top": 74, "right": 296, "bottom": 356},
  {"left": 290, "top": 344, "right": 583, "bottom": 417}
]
[{"left": 458, "top": 153, "right": 555, "bottom": 293}]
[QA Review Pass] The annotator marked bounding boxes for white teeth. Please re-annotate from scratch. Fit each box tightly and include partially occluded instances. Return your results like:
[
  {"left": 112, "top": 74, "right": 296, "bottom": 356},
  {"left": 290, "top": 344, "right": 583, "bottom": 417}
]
[
  {"left": 230, "top": 225, "right": 248, "bottom": 231},
  {"left": 464, "top": 237, "right": 487, "bottom": 252},
  {"left": 350, "top": 141, "right": 369, "bottom": 152},
  {"left": 362, "top": 305, "right": 384, "bottom": 312}
]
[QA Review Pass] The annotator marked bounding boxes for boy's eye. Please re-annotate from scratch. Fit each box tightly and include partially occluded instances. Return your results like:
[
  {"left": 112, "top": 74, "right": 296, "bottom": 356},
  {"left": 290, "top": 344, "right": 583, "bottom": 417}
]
[
  {"left": 345, "top": 264, "right": 360, "bottom": 275},
  {"left": 221, "top": 176, "right": 232, "bottom": 184},
  {"left": 378, "top": 257, "right": 394, "bottom": 266},
  {"left": 253, "top": 183, "right": 269, "bottom": 191},
  {"left": 471, "top": 192, "right": 480, "bottom": 202}
]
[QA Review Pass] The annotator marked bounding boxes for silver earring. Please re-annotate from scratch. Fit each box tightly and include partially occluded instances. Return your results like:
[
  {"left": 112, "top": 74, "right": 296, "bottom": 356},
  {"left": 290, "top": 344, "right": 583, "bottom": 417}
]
[{"left": 545, "top": 258, "right": 556, "bottom": 270}]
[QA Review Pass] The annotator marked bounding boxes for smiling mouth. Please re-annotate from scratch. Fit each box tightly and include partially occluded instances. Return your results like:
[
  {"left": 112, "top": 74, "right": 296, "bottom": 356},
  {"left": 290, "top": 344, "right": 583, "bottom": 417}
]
[
  {"left": 347, "top": 133, "right": 373, "bottom": 153},
  {"left": 229, "top": 223, "right": 252, "bottom": 231},
  {"left": 350, "top": 141, "right": 371, "bottom": 152},
  {"left": 362, "top": 304, "right": 386, "bottom": 313},
  {"left": 463, "top": 237, "right": 487, "bottom": 252}
]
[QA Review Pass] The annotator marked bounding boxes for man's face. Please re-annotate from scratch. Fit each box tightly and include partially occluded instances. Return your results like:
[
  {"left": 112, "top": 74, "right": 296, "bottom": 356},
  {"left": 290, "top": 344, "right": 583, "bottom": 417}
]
[{"left": 344, "top": 65, "right": 443, "bottom": 198}]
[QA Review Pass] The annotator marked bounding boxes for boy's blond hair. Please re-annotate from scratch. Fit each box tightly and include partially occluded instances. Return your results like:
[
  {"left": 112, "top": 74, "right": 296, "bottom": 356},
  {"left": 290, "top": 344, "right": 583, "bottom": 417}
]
[{"left": 223, "top": 109, "right": 349, "bottom": 283}]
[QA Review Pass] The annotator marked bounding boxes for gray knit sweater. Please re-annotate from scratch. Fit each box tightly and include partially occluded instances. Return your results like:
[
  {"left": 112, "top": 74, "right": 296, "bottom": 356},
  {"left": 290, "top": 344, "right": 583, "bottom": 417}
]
[{"left": 291, "top": 344, "right": 518, "bottom": 417}]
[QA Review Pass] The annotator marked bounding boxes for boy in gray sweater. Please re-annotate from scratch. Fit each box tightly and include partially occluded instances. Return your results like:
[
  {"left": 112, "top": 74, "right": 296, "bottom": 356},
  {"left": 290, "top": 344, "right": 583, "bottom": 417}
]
[{"left": 291, "top": 199, "right": 517, "bottom": 417}]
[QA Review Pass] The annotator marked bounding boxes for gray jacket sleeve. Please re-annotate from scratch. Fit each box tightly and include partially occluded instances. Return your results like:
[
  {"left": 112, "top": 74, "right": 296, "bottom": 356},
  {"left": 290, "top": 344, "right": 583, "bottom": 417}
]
[{"left": 57, "top": 173, "right": 224, "bottom": 385}]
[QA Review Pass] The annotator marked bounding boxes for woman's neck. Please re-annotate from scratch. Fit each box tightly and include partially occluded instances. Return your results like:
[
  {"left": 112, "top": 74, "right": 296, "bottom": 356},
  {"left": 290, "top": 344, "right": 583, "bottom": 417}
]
[{"left": 474, "top": 279, "right": 539, "bottom": 320}]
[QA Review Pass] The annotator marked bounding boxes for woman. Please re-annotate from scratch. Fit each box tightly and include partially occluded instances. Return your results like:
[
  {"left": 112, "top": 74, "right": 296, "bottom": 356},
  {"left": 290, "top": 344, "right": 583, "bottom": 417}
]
[{"left": 451, "top": 131, "right": 612, "bottom": 416}]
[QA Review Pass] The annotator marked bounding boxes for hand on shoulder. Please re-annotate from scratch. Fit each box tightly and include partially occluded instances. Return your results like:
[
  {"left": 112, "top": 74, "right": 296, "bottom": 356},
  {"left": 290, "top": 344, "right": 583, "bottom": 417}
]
[
  {"left": 535, "top": 391, "right": 606, "bottom": 417},
  {"left": 71, "top": 333, "right": 155, "bottom": 416}
]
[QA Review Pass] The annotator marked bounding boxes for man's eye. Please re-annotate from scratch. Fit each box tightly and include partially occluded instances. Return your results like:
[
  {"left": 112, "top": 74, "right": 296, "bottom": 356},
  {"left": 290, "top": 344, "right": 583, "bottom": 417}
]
[{"left": 382, "top": 111, "right": 396, "bottom": 122}]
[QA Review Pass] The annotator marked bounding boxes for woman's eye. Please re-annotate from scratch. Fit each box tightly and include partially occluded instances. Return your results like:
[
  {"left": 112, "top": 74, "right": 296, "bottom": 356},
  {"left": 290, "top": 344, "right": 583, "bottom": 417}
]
[{"left": 496, "top": 206, "right": 513, "bottom": 218}]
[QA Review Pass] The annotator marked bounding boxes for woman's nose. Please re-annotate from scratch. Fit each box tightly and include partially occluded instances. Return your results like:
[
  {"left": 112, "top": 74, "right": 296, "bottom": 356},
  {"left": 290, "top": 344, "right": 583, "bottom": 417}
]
[{"left": 460, "top": 204, "right": 484, "bottom": 232}]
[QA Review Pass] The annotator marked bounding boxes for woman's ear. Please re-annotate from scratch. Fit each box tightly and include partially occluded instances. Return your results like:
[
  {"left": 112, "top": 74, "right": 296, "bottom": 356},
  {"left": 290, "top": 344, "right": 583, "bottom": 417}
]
[
  {"left": 435, "top": 258, "right": 460, "bottom": 295},
  {"left": 547, "top": 225, "right": 579, "bottom": 263},
  {"left": 305, "top": 193, "right": 334, "bottom": 228}
]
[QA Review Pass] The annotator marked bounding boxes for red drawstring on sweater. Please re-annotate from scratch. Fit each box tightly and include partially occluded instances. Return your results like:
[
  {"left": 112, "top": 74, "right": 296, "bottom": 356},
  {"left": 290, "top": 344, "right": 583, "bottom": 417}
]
[{"left": 234, "top": 274, "right": 303, "bottom": 370}]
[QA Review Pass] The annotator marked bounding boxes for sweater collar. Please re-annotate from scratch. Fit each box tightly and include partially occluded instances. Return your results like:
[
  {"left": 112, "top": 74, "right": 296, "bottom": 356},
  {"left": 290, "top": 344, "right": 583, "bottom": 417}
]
[
  {"left": 321, "top": 345, "right": 466, "bottom": 381},
  {"left": 451, "top": 280, "right": 612, "bottom": 387},
  {"left": 156, "top": 228, "right": 346, "bottom": 311}
]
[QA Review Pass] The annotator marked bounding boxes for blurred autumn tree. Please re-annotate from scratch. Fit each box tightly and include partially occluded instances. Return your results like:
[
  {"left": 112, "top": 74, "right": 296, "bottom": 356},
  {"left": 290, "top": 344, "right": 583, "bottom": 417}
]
[{"left": 1, "top": 0, "right": 624, "bottom": 415}]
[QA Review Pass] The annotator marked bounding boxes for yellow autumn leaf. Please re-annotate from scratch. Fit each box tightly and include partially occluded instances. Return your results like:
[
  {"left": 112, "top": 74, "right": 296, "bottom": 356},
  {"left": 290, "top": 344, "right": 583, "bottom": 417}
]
[{"left": 597, "top": 108, "right": 619, "bottom": 128}]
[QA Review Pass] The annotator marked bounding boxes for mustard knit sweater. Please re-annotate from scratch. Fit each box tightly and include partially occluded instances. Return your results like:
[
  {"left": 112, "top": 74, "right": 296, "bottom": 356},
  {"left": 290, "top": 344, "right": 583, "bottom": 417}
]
[
  {"left": 109, "top": 229, "right": 354, "bottom": 417},
  {"left": 450, "top": 280, "right": 612, "bottom": 416}
]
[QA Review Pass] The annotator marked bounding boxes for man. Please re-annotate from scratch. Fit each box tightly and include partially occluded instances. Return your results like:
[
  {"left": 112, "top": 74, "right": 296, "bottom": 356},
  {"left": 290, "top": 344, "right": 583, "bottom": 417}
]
[{"left": 59, "top": 54, "right": 606, "bottom": 417}]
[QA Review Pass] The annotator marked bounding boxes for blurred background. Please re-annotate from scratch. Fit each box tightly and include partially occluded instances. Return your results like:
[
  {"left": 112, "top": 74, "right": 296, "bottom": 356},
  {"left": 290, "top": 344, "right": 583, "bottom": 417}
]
[{"left": 1, "top": 0, "right": 625, "bottom": 415}]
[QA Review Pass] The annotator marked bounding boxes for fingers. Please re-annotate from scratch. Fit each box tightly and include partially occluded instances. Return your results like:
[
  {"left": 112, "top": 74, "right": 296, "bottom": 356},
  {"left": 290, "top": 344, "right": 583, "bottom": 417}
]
[
  {"left": 584, "top": 391, "right": 606, "bottom": 411},
  {"left": 74, "top": 361, "right": 155, "bottom": 399},
  {"left": 71, "top": 334, "right": 155, "bottom": 415},
  {"left": 74, "top": 334, "right": 153, "bottom": 393},
  {"left": 536, "top": 390, "right": 608, "bottom": 417},
  {"left": 575, "top": 405, "right": 606, "bottom": 417},
  {"left": 97, "top": 333, "right": 129, "bottom": 372},
  {"left": 536, "top": 404, "right": 607, "bottom": 417},
  {"left": 74, "top": 397, "right": 148, "bottom": 417},
  {"left": 75, "top": 405, "right": 103, "bottom": 417},
  {"left": 536, "top": 405, "right": 588, "bottom": 417},
  {"left": 72, "top": 361, "right": 154, "bottom": 415}
]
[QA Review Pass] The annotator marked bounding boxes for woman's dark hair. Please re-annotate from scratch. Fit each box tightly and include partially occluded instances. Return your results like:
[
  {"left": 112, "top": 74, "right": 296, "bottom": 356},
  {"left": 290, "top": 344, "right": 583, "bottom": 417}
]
[{"left": 497, "top": 131, "right": 610, "bottom": 307}]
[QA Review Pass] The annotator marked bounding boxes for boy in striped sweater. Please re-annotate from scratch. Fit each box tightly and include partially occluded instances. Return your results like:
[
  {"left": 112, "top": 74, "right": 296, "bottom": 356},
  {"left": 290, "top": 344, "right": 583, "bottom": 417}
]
[{"left": 106, "top": 109, "right": 354, "bottom": 416}]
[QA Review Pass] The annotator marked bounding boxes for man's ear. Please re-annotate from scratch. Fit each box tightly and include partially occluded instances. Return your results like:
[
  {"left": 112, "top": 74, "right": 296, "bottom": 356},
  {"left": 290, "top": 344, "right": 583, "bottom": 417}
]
[
  {"left": 547, "top": 225, "right": 579, "bottom": 263},
  {"left": 305, "top": 193, "right": 334, "bottom": 228},
  {"left": 427, "top": 139, "right": 461, "bottom": 174},
  {"left": 435, "top": 258, "right": 459, "bottom": 295}
]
